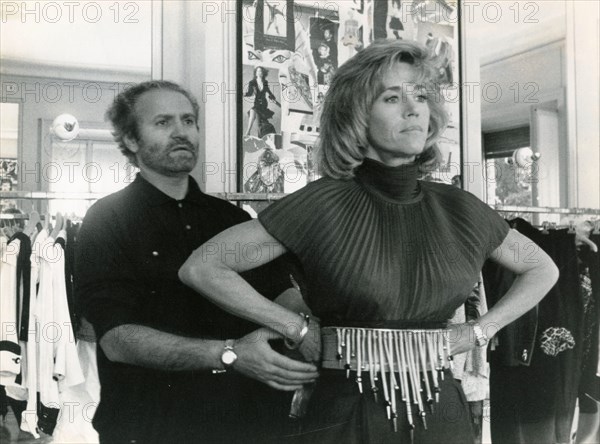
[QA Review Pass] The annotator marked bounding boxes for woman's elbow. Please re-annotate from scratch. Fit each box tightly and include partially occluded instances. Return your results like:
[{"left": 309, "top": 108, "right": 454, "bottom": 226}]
[
  {"left": 178, "top": 253, "right": 208, "bottom": 288},
  {"left": 546, "top": 259, "right": 560, "bottom": 287},
  {"left": 532, "top": 255, "right": 560, "bottom": 289}
]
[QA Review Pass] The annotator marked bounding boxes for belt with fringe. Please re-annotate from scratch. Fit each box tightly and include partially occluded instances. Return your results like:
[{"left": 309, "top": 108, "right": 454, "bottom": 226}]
[{"left": 320, "top": 326, "right": 453, "bottom": 432}]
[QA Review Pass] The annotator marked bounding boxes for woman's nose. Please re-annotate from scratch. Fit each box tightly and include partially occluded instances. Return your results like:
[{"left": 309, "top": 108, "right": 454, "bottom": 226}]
[{"left": 403, "top": 98, "right": 419, "bottom": 119}]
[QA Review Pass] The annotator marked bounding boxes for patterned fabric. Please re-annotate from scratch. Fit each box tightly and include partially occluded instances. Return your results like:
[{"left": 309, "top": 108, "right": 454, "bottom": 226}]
[
  {"left": 258, "top": 158, "right": 507, "bottom": 443},
  {"left": 539, "top": 327, "right": 575, "bottom": 357},
  {"left": 259, "top": 158, "right": 509, "bottom": 325}
]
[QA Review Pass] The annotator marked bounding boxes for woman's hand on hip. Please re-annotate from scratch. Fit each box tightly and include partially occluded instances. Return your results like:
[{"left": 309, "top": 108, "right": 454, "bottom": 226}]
[{"left": 298, "top": 316, "right": 322, "bottom": 364}]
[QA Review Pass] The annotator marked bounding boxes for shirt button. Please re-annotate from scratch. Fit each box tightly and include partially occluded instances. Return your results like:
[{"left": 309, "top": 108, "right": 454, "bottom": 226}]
[
  {"left": 152, "top": 251, "right": 159, "bottom": 257},
  {"left": 185, "top": 225, "right": 191, "bottom": 230},
  {"left": 178, "top": 203, "right": 183, "bottom": 208}
]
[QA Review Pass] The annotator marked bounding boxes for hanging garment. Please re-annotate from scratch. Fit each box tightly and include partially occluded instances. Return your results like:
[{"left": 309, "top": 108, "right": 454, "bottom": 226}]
[
  {"left": 484, "top": 220, "right": 585, "bottom": 444},
  {"left": 1, "top": 235, "right": 22, "bottom": 386},
  {"left": 37, "top": 229, "right": 84, "bottom": 433},
  {"left": 8, "top": 228, "right": 84, "bottom": 436},
  {"left": 52, "top": 339, "right": 100, "bottom": 443},
  {"left": 5, "top": 227, "right": 44, "bottom": 438},
  {"left": 10, "top": 232, "right": 32, "bottom": 342},
  {"left": 0, "top": 385, "right": 7, "bottom": 420},
  {"left": 578, "top": 233, "right": 600, "bottom": 408},
  {"left": 64, "top": 221, "right": 80, "bottom": 332},
  {"left": 20, "top": 224, "right": 43, "bottom": 437}
]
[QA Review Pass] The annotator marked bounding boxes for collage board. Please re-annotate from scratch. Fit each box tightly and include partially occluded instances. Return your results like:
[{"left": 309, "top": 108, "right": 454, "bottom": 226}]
[{"left": 239, "top": 0, "right": 461, "bottom": 212}]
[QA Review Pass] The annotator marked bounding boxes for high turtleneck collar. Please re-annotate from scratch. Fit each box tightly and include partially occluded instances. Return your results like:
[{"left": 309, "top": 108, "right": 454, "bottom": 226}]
[{"left": 355, "top": 158, "right": 423, "bottom": 203}]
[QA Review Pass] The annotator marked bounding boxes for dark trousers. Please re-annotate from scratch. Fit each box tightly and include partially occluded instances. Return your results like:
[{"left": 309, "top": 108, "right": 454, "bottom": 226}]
[{"left": 277, "top": 369, "right": 475, "bottom": 444}]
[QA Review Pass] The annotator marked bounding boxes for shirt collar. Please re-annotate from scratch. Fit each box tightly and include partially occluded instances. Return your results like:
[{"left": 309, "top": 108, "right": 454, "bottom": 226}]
[{"left": 133, "top": 173, "right": 208, "bottom": 207}]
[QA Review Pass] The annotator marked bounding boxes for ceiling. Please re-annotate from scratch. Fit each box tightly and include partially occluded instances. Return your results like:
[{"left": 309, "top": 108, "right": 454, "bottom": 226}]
[{"left": 1, "top": 1, "right": 152, "bottom": 72}]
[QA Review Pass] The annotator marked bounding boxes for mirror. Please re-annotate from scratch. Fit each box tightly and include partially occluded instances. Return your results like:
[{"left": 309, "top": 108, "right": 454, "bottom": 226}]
[
  {"left": 469, "top": 0, "right": 599, "bottom": 220},
  {"left": 471, "top": 1, "right": 566, "bottom": 211},
  {"left": 0, "top": 1, "right": 153, "bottom": 217}
]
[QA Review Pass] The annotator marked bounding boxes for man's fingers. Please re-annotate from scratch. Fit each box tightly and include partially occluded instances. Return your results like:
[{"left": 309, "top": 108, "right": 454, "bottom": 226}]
[
  {"left": 266, "top": 381, "right": 304, "bottom": 391},
  {"left": 267, "top": 371, "right": 317, "bottom": 386},
  {"left": 264, "top": 360, "right": 319, "bottom": 381},
  {"left": 270, "top": 352, "right": 318, "bottom": 373}
]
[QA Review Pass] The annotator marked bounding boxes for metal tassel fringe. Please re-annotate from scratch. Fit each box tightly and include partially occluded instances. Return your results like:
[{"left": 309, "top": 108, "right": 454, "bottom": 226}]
[{"left": 334, "top": 327, "right": 451, "bottom": 433}]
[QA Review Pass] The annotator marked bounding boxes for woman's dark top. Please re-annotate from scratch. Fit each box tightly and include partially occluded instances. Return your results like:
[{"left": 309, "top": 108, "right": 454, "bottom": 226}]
[
  {"left": 259, "top": 158, "right": 509, "bottom": 325},
  {"left": 245, "top": 79, "right": 275, "bottom": 120}
]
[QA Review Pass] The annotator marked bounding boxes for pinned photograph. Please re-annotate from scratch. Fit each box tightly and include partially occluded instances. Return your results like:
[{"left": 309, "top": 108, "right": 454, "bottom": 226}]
[
  {"left": 253, "top": 0, "right": 295, "bottom": 52},
  {"left": 243, "top": 65, "right": 282, "bottom": 139}
]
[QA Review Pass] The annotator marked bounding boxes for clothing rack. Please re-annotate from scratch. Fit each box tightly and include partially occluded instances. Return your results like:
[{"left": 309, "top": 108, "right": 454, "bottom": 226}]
[
  {"left": 1, "top": 191, "right": 106, "bottom": 200},
  {"left": 5, "top": 192, "right": 600, "bottom": 209},
  {"left": 0, "top": 214, "right": 79, "bottom": 221},
  {"left": 0, "top": 191, "right": 286, "bottom": 202},
  {"left": 494, "top": 205, "right": 600, "bottom": 237},
  {"left": 4, "top": 192, "right": 600, "bottom": 222},
  {"left": 494, "top": 204, "right": 600, "bottom": 216}
]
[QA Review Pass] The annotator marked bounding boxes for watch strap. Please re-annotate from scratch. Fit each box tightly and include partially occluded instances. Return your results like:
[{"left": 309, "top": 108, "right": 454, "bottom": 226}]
[{"left": 470, "top": 321, "right": 488, "bottom": 347}]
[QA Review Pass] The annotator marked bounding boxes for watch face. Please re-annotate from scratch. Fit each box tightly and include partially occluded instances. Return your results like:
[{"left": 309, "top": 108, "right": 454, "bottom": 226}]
[{"left": 222, "top": 349, "right": 237, "bottom": 366}]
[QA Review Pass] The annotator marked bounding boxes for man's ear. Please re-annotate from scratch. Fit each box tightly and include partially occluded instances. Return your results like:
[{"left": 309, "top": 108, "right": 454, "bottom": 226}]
[{"left": 124, "top": 135, "right": 140, "bottom": 154}]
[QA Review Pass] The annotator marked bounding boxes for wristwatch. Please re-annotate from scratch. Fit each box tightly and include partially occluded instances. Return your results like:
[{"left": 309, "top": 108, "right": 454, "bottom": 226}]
[
  {"left": 470, "top": 321, "right": 488, "bottom": 347},
  {"left": 213, "top": 339, "right": 237, "bottom": 374},
  {"left": 221, "top": 339, "right": 237, "bottom": 367}
]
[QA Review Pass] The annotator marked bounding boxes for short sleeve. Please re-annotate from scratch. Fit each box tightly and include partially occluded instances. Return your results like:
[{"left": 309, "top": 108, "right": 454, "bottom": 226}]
[
  {"left": 458, "top": 189, "right": 510, "bottom": 257},
  {"left": 258, "top": 178, "right": 340, "bottom": 258},
  {"left": 74, "top": 202, "right": 145, "bottom": 340}
]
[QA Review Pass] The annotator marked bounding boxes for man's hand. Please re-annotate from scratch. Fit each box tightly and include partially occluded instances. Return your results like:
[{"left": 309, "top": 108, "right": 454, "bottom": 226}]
[{"left": 233, "top": 328, "right": 319, "bottom": 391}]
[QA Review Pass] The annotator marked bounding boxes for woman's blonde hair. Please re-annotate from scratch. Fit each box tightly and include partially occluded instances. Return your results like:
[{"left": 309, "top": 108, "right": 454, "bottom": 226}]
[{"left": 316, "top": 39, "right": 449, "bottom": 179}]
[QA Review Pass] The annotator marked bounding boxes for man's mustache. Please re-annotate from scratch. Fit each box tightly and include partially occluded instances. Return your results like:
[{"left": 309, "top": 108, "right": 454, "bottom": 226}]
[{"left": 169, "top": 139, "right": 196, "bottom": 151}]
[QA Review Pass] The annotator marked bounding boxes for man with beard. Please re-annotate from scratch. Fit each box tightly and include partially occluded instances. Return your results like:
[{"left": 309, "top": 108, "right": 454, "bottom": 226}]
[{"left": 75, "top": 81, "right": 318, "bottom": 444}]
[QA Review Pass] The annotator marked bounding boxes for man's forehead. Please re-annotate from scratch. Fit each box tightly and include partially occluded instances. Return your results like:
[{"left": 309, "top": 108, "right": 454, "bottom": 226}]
[{"left": 135, "top": 89, "right": 195, "bottom": 117}]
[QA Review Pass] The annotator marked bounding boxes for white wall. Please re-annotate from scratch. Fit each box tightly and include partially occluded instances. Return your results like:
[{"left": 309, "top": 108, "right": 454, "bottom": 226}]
[
  {"left": 156, "top": 0, "right": 237, "bottom": 193},
  {"left": 566, "top": 1, "right": 600, "bottom": 209}
]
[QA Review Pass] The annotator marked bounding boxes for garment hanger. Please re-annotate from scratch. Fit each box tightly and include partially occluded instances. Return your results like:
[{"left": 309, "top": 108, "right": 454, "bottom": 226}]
[
  {"left": 24, "top": 211, "right": 40, "bottom": 238},
  {"left": 50, "top": 212, "right": 64, "bottom": 240},
  {"left": 43, "top": 212, "right": 51, "bottom": 232},
  {"left": 2, "top": 218, "right": 17, "bottom": 240},
  {"left": 0, "top": 218, "right": 9, "bottom": 238},
  {"left": 560, "top": 217, "right": 599, "bottom": 253},
  {"left": 575, "top": 220, "right": 598, "bottom": 253}
]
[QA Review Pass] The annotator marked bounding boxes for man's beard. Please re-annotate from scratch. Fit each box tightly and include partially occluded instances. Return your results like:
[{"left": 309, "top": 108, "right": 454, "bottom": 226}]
[{"left": 138, "top": 140, "right": 198, "bottom": 176}]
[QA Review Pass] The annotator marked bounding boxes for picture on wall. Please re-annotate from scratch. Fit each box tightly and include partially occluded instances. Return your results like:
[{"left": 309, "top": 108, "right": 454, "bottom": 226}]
[
  {"left": 0, "top": 158, "right": 18, "bottom": 211},
  {"left": 253, "top": 0, "right": 296, "bottom": 52},
  {"left": 0, "top": 159, "right": 18, "bottom": 190},
  {"left": 310, "top": 17, "right": 339, "bottom": 86},
  {"left": 243, "top": 133, "right": 285, "bottom": 194},
  {"left": 242, "top": 65, "right": 282, "bottom": 139},
  {"left": 238, "top": 0, "right": 462, "bottom": 193}
]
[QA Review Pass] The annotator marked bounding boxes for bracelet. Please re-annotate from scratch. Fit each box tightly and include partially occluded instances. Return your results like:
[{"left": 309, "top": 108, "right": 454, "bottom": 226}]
[{"left": 285, "top": 313, "right": 310, "bottom": 350}]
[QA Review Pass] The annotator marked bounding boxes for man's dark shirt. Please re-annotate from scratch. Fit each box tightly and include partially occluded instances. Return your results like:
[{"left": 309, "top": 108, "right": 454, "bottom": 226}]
[{"left": 75, "top": 174, "right": 291, "bottom": 444}]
